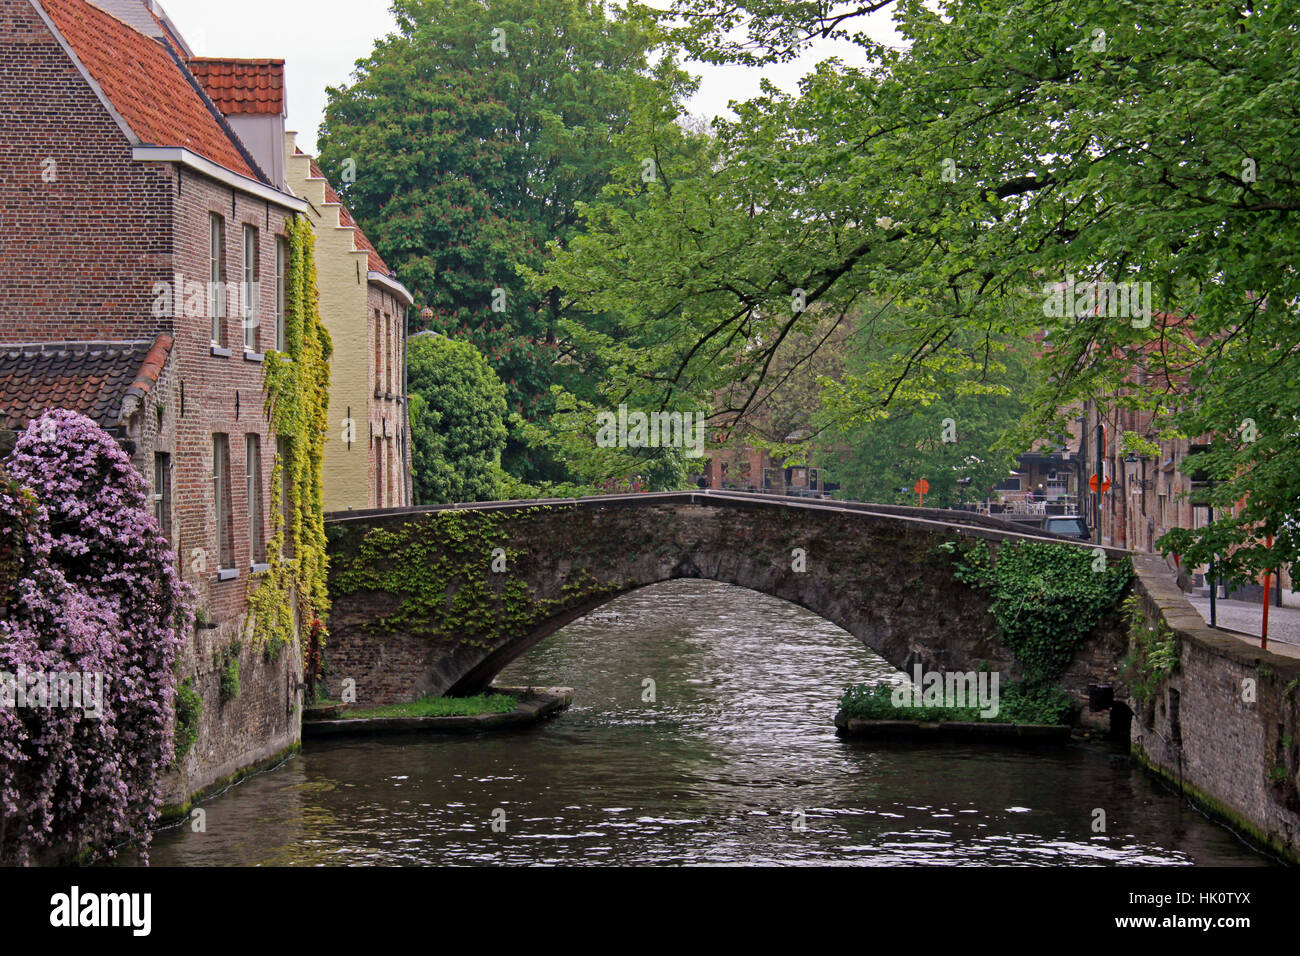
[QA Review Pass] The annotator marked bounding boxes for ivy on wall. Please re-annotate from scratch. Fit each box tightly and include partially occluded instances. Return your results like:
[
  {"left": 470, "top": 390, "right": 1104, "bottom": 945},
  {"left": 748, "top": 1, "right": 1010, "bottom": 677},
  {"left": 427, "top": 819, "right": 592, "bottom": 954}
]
[
  {"left": 249, "top": 215, "right": 332, "bottom": 660},
  {"left": 329, "top": 507, "right": 623, "bottom": 650},
  {"left": 1119, "top": 592, "right": 1179, "bottom": 702},
  {"left": 948, "top": 538, "right": 1133, "bottom": 686}
]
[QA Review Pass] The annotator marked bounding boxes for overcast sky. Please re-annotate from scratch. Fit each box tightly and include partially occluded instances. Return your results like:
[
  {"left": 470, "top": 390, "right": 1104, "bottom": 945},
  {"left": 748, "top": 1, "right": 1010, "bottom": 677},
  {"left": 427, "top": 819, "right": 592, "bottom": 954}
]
[{"left": 158, "top": 0, "right": 901, "bottom": 156}]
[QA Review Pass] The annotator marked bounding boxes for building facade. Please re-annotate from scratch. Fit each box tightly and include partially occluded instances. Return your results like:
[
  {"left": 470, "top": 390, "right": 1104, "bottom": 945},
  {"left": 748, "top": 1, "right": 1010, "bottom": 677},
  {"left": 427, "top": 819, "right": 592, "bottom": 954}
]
[
  {"left": 283, "top": 137, "right": 414, "bottom": 511},
  {"left": 0, "top": 0, "right": 313, "bottom": 807}
]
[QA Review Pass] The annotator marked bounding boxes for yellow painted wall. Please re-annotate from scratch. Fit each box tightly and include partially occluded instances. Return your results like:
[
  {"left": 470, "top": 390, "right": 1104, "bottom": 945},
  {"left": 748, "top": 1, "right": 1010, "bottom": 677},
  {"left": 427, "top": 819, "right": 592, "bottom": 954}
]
[{"left": 285, "top": 132, "right": 374, "bottom": 513}]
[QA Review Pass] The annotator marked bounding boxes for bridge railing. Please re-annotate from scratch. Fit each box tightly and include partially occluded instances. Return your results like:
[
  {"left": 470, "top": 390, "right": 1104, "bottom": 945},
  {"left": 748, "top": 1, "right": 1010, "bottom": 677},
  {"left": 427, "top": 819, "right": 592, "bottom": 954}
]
[{"left": 325, "top": 489, "right": 1124, "bottom": 554}]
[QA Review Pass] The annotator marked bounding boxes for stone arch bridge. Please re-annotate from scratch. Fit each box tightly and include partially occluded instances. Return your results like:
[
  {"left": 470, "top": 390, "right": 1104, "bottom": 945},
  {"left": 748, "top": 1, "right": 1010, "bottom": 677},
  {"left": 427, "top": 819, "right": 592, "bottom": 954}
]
[{"left": 322, "top": 491, "right": 1130, "bottom": 708}]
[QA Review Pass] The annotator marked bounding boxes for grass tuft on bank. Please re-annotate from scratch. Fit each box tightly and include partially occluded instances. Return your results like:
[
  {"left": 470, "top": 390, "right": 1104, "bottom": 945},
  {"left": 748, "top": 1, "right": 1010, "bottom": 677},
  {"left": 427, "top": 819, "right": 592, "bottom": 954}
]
[
  {"left": 343, "top": 693, "right": 519, "bottom": 720},
  {"left": 839, "top": 682, "right": 1076, "bottom": 726}
]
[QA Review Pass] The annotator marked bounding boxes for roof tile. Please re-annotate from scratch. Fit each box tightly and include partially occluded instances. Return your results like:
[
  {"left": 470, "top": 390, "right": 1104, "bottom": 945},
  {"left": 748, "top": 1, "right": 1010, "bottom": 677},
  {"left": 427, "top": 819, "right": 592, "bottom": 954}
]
[
  {"left": 40, "top": 0, "right": 258, "bottom": 179},
  {"left": 0, "top": 340, "right": 162, "bottom": 431},
  {"left": 187, "top": 58, "right": 285, "bottom": 116}
]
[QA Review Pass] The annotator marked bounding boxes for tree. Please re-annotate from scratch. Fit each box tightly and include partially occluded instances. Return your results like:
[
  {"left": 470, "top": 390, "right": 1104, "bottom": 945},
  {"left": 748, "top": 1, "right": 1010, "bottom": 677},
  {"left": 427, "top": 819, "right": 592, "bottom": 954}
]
[
  {"left": 542, "top": 0, "right": 1300, "bottom": 574},
  {"left": 317, "top": 0, "right": 697, "bottom": 481},
  {"left": 821, "top": 307, "right": 1037, "bottom": 507},
  {"left": 0, "top": 411, "right": 190, "bottom": 864},
  {"left": 408, "top": 334, "right": 510, "bottom": 504}
]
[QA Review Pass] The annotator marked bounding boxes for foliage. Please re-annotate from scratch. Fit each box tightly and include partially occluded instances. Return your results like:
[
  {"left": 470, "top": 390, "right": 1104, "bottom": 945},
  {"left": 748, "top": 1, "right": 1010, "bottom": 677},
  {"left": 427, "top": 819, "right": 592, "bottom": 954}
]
[
  {"left": 407, "top": 334, "right": 510, "bottom": 504},
  {"left": 0, "top": 411, "right": 192, "bottom": 864},
  {"left": 838, "top": 680, "right": 1075, "bottom": 725},
  {"left": 173, "top": 678, "right": 202, "bottom": 765},
  {"left": 251, "top": 216, "right": 332, "bottom": 663},
  {"left": 540, "top": 0, "right": 1300, "bottom": 572},
  {"left": 318, "top": 0, "right": 698, "bottom": 481},
  {"left": 839, "top": 682, "right": 987, "bottom": 722},
  {"left": 998, "top": 683, "right": 1079, "bottom": 726},
  {"left": 822, "top": 304, "right": 1038, "bottom": 505},
  {"left": 343, "top": 693, "right": 518, "bottom": 719},
  {"left": 951, "top": 539, "right": 1132, "bottom": 687},
  {"left": 1119, "top": 593, "right": 1178, "bottom": 703},
  {"left": 330, "top": 507, "right": 623, "bottom": 650},
  {"left": 219, "top": 642, "right": 241, "bottom": 704}
]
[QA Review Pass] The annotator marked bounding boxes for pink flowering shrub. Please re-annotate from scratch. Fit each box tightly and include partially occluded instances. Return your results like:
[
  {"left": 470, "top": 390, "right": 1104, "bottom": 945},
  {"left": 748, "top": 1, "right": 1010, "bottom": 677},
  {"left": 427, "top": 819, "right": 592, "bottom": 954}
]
[{"left": 0, "top": 411, "right": 191, "bottom": 864}]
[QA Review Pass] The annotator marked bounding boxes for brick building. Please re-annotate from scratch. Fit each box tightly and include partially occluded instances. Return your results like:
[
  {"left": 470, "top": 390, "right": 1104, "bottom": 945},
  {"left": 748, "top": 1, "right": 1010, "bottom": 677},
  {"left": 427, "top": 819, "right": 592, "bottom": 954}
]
[
  {"left": 0, "top": 0, "right": 313, "bottom": 806},
  {"left": 180, "top": 54, "right": 415, "bottom": 511}
]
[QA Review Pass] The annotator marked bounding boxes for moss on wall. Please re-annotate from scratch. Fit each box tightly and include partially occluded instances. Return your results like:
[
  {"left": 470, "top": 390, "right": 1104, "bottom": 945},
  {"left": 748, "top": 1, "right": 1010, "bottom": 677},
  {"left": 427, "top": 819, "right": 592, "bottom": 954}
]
[{"left": 329, "top": 507, "right": 624, "bottom": 651}]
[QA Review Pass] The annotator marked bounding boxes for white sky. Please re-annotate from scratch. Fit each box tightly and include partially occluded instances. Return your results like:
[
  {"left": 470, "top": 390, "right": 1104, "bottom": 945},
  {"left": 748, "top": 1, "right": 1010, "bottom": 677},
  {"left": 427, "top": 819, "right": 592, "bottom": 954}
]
[{"left": 157, "top": 0, "right": 901, "bottom": 156}]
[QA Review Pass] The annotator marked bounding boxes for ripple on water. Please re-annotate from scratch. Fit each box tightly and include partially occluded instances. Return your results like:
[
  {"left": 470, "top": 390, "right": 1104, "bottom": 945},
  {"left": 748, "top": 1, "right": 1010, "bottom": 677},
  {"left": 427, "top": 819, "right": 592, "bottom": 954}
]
[{"left": 136, "top": 580, "right": 1273, "bottom": 867}]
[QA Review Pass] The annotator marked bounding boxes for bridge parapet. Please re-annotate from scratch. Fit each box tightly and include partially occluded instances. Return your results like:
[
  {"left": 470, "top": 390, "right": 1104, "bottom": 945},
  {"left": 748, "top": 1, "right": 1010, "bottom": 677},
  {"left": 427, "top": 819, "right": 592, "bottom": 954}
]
[
  {"left": 324, "top": 493, "right": 1130, "bottom": 709},
  {"left": 1128, "top": 554, "right": 1300, "bottom": 862}
]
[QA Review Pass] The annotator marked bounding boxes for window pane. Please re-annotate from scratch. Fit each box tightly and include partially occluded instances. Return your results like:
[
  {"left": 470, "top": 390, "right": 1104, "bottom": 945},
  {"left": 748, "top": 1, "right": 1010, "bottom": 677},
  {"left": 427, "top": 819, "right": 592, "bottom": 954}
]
[
  {"left": 210, "top": 214, "right": 225, "bottom": 344},
  {"left": 213, "top": 434, "right": 233, "bottom": 569},
  {"left": 277, "top": 436, "right": 295, "bottom": 558},
  {"left": 247, "top": 434, "right": 265, "bottom": 565},
  {"left": 244, "top": 225, "right": 259, "bottom": 351},
  {"left": 153, "top": 452, "right": 171, "bottom": 534},
  {"left": 275, "top": 238, "right": 287, "bottom": 352}
]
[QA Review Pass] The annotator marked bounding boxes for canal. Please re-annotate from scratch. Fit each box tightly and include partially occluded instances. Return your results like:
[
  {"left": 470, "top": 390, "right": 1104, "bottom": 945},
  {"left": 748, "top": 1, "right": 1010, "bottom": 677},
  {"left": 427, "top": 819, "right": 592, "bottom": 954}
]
[{"left": 141, "top": 580, "right": 1272, "bottom": 866}]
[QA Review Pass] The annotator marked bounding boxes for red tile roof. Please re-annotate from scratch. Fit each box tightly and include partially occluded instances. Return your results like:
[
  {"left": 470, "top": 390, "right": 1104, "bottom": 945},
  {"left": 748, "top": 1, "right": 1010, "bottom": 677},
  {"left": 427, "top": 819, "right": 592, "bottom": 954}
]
[
  {"left": 187, "top": 58, "right": 285, "bottom": 116},
  {"left": 308, "top": 158, "right": 392, "bottom": 275},
  {"left": 0, "top": 339, "right": 169, "bottom": 431},
  {"left": 39, "top": 0, "right": 257, "bottom": 179}
]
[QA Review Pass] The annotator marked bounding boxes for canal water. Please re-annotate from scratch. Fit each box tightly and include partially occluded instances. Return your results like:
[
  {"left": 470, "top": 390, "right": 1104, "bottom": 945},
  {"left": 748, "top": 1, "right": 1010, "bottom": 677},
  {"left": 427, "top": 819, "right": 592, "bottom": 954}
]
[{"left": 141, "top": 580, "right": 1271, "bottom": 866}]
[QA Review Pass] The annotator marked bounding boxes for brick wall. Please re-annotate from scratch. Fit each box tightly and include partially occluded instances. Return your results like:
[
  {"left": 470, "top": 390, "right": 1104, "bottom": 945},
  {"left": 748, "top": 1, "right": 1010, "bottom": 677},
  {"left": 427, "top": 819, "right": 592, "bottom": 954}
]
[
  {"left": 1130, "top": 554, "right": 1300, "bottom": 862},
  {"left": 162, "top": 168, "right": 301, "bottom": 806},
  {"left": 366, "top": 281, "right": 409, "bottom": 509},
  {"left": 285, "top": 135, "right": 411, "bottom": 512},
  {"left": 0, "top": 0, "right": 172, "bottom": 341},
  {"left": 1, "top": 0, "right": 302, "bottom": 810}
]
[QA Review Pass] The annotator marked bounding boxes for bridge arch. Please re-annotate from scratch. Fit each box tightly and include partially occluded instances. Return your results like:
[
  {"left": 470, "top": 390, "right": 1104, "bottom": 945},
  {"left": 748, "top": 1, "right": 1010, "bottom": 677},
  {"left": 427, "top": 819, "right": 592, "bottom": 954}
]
[{"left": 324, "top": 492, "right": 1123, "bottom": 707}]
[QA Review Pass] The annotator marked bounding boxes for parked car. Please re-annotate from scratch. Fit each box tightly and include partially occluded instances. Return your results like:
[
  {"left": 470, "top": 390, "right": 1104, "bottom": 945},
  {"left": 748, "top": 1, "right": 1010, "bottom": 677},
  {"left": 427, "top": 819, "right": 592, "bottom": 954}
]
[{"left": 1040, "top": 515, "right": 1090, "bottom": 540}]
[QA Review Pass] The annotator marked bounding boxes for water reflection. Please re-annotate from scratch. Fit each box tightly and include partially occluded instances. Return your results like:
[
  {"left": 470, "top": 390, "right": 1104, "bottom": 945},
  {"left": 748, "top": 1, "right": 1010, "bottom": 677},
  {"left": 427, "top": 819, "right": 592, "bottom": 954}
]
[{"left": 139, "top": 580, "right": 1271, "bottom": 866}]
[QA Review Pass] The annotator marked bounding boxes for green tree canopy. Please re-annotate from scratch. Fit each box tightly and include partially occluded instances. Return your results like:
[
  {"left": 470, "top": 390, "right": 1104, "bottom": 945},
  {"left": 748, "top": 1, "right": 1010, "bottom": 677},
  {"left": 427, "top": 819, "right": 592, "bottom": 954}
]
[
  {"left": 408, "top": 333, "right": 510, "bottom": 505},
  {"left": 820, "top": 304, "right": 1038, "bottom": 507},
  {"left": 317, "top": 0, "right": 697, "bottom": 482},
  {"left": 541, "top": 0, "right": 1300, "bottom": 575}
]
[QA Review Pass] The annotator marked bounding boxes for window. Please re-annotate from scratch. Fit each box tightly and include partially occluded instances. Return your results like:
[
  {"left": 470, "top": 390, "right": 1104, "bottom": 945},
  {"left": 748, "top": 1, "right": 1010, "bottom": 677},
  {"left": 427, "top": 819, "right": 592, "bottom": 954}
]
[
  {"left": 275, "top": 237, "right": 288, "bottom": 352},
  {"left": 153, "top": 453, "right": 171, "bottom": 535},
  {"left": 375, "top": 438, "right": 384, "bottom": 509},
  {"left": 213, "top": 434, "right": 234, "bottom": 574},
  {"left": 247, "top": 434, "right": 266, "bottom": 566},
  {"left": 384, "top": 313, "right": 392, "bottom": 393},
  {"left": 388, "top": 437, "right": 397, "bottom": 505},
  {"left": 209, "top": 214, "right": 226, "bottom": 346},
  {"left": 277, "top": 437, "right": 294, "bottom": 558},
  {"left": 374, "top": 309, "right": 383, "bottom": 388},
  {"left": 243, "top": 225, "right": 259, "bottom": 352}
]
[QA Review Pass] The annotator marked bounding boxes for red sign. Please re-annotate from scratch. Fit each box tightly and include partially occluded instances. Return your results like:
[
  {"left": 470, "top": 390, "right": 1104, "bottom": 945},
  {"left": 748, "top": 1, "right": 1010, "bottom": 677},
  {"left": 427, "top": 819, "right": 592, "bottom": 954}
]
[
  {"left": 1089, "top": 474, "right": 1111, "bottom": 493},
  {"left": 914, "top": 478, "right": 930, "bottom": 495}
]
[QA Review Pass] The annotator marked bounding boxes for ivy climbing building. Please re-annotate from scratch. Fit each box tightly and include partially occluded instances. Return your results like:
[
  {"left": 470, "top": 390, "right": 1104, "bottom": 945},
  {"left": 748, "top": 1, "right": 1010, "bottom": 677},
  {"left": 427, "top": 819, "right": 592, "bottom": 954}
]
[{"left": 0, "top": 0, "right": 333, "bottom": 811}]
